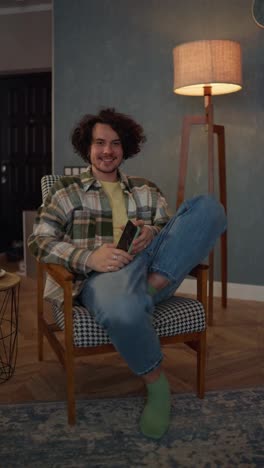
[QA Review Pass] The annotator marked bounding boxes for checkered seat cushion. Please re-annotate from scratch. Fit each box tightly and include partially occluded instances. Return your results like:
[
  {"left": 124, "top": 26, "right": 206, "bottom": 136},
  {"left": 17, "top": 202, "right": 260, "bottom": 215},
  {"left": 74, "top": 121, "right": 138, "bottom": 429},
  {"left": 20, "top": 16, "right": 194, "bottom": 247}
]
[{"left": 52, "top": 296, "right": 206, "bottom": 347}]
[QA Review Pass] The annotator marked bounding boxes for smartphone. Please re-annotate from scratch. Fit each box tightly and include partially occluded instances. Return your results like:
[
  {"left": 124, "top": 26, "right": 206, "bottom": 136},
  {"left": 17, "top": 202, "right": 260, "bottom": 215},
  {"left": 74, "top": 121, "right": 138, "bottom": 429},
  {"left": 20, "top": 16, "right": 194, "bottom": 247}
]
[{"left": 116, "top": 220, "right": 141, "bottom": 254}]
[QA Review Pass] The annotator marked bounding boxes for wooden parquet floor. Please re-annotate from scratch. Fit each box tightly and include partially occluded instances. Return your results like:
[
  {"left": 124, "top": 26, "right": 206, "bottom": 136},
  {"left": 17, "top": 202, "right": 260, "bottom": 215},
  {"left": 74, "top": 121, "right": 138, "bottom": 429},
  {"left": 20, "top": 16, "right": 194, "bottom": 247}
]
[{"left": 0, "top": 259, "right": 263, "bottom": 404}]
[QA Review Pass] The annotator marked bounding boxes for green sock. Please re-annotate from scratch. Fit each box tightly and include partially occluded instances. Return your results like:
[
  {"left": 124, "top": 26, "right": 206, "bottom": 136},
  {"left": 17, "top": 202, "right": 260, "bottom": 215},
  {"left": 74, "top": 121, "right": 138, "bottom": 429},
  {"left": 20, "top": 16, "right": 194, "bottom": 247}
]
[
  {"left": 140, "top": 372, "right": 171, "bottom": 439},
  {"left": 148, "top": 284, "right": 158, "bottom": 296}
]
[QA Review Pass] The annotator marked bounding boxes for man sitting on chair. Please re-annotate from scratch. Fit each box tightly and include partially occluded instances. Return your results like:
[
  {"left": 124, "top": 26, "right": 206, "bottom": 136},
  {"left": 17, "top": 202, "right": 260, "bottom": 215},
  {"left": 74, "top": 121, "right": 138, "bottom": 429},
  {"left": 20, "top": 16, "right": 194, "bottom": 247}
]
[{"left": 28, "top": 108, "right": 226, "bottom": 439}]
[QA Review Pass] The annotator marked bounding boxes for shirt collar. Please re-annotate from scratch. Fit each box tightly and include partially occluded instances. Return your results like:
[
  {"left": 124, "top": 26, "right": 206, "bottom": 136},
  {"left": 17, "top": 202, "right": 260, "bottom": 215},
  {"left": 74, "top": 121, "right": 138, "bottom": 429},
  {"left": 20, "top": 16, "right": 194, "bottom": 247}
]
[{"left": 80, "top": 165, "right": 131, "bottom": 192}]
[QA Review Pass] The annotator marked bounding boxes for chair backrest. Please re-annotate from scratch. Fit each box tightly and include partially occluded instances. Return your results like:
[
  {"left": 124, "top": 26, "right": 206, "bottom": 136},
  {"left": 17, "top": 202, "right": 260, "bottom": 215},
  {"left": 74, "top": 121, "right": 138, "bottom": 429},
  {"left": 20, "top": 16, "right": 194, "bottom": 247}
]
[{"left": 41, "top": 175, "right": 62, "bottom": 203}]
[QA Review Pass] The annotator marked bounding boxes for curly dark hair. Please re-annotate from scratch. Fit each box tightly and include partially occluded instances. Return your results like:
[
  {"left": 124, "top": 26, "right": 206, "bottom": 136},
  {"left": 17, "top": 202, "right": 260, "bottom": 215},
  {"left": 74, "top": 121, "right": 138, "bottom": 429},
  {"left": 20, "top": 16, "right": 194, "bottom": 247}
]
[{"left": 71, "top": 108, "right": 146, "bottom": 163}]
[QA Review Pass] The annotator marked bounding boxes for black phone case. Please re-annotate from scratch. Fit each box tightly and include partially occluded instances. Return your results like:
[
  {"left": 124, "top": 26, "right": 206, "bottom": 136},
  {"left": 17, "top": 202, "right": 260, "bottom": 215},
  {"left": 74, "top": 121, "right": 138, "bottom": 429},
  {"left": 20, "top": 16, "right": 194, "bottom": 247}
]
[{"left": 116, "top": 221, "right": 141, "bottom": 253}]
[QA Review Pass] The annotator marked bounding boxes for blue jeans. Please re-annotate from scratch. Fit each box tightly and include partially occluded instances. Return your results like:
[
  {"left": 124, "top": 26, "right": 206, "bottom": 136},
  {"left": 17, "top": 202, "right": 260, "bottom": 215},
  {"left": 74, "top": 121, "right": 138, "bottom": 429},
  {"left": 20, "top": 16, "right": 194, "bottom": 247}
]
[{"left": 78, "top": 195, "right": 227, "bottom": 376}]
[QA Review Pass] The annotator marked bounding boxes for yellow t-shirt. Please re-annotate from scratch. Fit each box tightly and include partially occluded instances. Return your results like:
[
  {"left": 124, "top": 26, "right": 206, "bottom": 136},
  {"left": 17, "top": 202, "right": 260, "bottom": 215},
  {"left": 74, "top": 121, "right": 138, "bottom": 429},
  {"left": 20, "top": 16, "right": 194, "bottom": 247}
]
[{"left": 101, "top": 181, "right": 128, "bottom": 245}]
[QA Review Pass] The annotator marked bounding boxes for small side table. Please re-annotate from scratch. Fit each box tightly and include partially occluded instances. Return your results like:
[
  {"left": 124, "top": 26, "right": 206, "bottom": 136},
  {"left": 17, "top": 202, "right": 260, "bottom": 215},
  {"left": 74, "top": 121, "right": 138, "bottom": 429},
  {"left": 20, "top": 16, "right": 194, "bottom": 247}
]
[{"left": 0, "top": 272, "right": 20, "bottom": 382}]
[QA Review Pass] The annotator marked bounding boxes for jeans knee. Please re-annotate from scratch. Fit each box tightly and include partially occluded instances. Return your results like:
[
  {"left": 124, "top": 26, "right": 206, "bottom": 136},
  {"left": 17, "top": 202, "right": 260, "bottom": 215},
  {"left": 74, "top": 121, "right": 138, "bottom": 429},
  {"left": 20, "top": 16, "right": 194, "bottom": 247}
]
[
  {"left": 197, "top": 194, "right": 227, "bottom": 233},
  {"left": 98, "top": 293, "right": 151, "bottom": 331}
]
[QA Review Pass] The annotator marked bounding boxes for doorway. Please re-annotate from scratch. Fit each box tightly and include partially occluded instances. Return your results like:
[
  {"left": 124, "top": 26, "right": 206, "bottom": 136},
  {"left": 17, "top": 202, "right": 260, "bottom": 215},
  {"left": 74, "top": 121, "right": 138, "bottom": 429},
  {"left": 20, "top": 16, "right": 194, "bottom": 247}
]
[{"left": 0, "top": 72, "right": 52, "bottom": 257}]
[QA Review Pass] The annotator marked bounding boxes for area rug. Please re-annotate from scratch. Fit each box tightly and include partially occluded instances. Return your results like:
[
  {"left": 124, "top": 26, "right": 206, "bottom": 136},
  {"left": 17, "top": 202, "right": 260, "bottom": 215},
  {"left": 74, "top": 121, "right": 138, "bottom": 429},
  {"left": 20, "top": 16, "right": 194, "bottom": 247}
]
[{"left": 0, "top": 388, "right": 263, "bottom": 467}]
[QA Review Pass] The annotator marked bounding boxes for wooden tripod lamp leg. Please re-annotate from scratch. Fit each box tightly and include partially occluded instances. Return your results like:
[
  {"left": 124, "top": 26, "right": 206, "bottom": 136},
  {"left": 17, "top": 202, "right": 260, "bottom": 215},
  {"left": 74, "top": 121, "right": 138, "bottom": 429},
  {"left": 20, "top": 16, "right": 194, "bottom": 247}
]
[
  {"left": 176, "top": 116, "right": 192, "bottom": 209},
  {"left": 176, "top": 115, "right": 206, "bottom": 209},
  {"left": 214, "top": 124, "right": 228, "bottom": 308},
  {"left": 176, "top": 105, "right": 228, "bottom": 323},
  {"left": 205, "top": 92, "right": 215, "bottom": 325}
]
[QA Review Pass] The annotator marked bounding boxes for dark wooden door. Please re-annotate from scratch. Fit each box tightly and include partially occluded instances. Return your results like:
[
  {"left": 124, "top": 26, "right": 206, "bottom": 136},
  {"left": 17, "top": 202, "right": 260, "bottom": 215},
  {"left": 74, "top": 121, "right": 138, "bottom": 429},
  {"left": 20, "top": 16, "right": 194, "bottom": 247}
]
[{"left": 0, "top": 72, "right": 51, "bottom": 254}]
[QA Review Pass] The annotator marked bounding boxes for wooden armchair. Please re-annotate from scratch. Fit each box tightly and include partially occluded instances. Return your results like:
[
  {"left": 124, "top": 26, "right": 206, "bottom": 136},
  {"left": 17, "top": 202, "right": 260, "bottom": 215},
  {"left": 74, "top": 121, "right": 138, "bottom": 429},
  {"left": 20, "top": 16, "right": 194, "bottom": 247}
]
[{"left": 37, "top": 175, "right": 208, "bottom": 425}]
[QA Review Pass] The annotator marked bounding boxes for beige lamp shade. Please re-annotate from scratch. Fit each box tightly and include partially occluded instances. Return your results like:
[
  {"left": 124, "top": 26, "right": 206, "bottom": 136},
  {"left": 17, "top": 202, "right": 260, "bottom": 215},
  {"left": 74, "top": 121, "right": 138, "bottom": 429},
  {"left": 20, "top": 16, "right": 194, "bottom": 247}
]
[{"left": 173, "top": 40, "right": 242, "bottom": 96}]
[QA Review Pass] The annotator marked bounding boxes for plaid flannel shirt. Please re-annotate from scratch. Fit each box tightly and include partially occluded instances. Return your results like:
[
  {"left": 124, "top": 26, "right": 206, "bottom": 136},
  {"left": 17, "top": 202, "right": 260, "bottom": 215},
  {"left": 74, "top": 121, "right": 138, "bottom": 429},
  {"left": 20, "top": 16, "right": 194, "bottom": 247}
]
[{"left": 28, "top": 166, "right": 171, "bottom": 305}]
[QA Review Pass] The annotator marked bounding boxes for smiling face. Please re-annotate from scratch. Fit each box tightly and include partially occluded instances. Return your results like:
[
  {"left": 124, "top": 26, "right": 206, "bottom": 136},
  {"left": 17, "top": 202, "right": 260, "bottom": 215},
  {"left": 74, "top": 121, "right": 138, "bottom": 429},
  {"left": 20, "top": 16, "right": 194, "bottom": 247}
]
[{"left": 89, "top": 123, "right": 124, "bottom": 182}]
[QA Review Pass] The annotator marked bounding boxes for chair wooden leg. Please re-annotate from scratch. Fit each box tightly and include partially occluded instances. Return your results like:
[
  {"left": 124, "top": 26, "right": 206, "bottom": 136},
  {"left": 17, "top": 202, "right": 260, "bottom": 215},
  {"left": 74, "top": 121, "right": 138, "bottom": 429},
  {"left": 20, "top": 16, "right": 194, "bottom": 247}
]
[
  {"left": 64, "top": 288, "right": 76, "bottom": 425},
  {"left": 37, "top": 263, "right": 44, "bottom": 361},
  {"left": 221, "top": 231, "right": 228, "bottom": 308},
  {"left": 38, "top": 321, "right": 44, "bottom": 362},
  {"left": 66, "top": 353, "right": 76, "bottom": 425},
  {"left": 197, "top": 332, "right": 206, "bottom": 398},
  {"left": 208, "top": 250, "right": 214, "bottom": 326}
]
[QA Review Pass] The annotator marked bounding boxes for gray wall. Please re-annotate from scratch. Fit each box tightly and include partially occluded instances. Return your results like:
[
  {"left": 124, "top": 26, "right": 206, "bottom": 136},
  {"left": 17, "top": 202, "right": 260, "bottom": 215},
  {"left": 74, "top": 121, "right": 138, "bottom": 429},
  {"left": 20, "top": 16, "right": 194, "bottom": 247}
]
[
  {"left": 54, "top": 0, "right": 264, "bottom": 286},
  {"left": 0, "top": 10, "right": 51, "bottom": 73}
]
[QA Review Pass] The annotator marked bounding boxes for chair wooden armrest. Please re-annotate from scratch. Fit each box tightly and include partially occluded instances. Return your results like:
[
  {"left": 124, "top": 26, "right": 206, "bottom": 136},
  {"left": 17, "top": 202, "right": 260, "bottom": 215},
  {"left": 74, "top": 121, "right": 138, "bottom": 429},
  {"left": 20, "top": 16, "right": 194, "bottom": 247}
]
[
  {"left": 37, "top": 261, "right": 74, "bottom": 334},
  {"left": 189, "top": 263, "right": 208, "bottom": 278},
  {"left": 39, "top": 262, "right": 73, "bottom": 289},
  {"left": 39, "top": 261, "right": 208, "bottom": 307},
  {"left": 37, "top": 261, "right": 74, "bottom": 329},
  {"left": 188, "top": 264, "right": 208, "bottom": 319}
]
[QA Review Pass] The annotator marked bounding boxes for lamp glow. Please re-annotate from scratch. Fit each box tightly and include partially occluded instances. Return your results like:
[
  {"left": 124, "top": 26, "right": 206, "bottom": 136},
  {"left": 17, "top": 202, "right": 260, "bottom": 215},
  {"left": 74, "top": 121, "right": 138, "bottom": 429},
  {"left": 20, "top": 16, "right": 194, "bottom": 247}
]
[{"left": 173, "top": 40, "right": 242, "bottom": 96}]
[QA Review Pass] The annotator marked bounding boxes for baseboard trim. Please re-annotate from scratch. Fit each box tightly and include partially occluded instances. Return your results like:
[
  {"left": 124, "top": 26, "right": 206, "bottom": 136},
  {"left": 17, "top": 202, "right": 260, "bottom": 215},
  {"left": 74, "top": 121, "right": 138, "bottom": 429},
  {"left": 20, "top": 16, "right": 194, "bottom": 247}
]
[{"left": 177, "top": 278, "right": 264, "bottom": 302}]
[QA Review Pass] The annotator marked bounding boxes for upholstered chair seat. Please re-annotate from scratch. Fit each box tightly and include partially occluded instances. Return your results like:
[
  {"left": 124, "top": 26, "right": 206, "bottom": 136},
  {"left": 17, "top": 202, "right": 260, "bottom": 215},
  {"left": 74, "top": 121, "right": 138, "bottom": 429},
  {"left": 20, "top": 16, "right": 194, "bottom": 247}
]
[{"left": 52, "top": 296, "right": 206, "bottom": 347}]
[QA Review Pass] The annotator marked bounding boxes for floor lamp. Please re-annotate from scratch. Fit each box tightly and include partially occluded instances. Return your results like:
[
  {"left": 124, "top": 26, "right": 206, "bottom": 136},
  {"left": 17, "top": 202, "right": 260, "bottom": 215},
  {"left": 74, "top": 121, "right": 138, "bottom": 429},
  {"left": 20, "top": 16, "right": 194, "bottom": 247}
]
[{"left": 173, "top": 40, "right": 242, "bottom": 324}]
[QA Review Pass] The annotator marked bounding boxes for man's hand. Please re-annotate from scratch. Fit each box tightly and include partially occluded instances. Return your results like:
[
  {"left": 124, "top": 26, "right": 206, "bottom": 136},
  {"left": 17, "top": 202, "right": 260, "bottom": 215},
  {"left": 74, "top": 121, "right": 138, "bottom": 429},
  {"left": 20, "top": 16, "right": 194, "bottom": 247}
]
[
  {"left": 130, "top": 221, "right": 154, "bottom": 255},
  {"left": 87, "top": 243, "right": 133, "bottom": 273}
]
